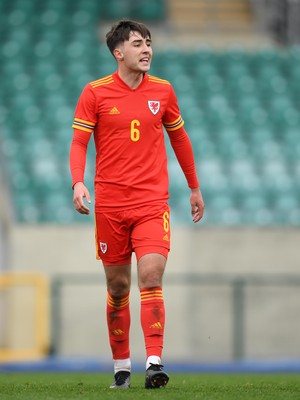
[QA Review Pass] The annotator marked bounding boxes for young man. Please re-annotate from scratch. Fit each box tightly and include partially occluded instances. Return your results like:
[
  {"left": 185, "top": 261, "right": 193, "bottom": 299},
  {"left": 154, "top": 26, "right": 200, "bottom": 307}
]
[{"left": 70, "top": 20, "right": 204, "bottom": 389}]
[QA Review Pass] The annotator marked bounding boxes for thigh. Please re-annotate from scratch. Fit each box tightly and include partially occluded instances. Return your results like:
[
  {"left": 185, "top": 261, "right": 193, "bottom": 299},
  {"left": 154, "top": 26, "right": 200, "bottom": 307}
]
[
  {"left": 131, "top": 203, "right": 171, "bottom": 261},
  {"left": 95, "top": 211, "right": 132, "bottom": 266},
  {"left": 137, "top": 253, "right": 167, "bottom": 289}
]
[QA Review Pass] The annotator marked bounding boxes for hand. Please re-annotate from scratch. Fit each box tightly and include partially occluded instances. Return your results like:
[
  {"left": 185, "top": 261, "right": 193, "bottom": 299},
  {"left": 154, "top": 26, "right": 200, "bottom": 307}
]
[
  {"left": 190, "top": 187, "right": 204, "bottom": 223},
  {"left": 73, "top": 182, "right": 91, "bottom": 215}
]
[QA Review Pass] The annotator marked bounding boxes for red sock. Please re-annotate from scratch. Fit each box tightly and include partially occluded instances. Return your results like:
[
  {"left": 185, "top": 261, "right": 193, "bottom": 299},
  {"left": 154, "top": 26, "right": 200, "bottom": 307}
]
[
  {"left": 106, "top": 291, "right": 130, "bottom": 359},
  {"left": 140, "top": 287, "right": 165, "bottom": 358}
]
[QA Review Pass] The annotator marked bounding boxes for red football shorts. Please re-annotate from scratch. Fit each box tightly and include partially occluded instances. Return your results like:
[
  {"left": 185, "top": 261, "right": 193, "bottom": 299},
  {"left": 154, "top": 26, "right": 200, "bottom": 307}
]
[{"left": 95, "top": 202, "right": 171, "bottom": 266}]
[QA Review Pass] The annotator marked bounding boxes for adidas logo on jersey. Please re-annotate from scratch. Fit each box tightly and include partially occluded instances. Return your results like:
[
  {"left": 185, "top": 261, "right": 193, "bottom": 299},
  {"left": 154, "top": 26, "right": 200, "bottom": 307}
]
[{"left": 109, "top": 107, "right": 120, "bottom": 115}]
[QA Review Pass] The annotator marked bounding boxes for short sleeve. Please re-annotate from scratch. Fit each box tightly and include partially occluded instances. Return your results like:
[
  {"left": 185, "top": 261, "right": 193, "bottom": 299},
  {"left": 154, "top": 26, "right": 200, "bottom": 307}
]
[{"left": 72, "top": 84, "right": 97, "bottom": 133}]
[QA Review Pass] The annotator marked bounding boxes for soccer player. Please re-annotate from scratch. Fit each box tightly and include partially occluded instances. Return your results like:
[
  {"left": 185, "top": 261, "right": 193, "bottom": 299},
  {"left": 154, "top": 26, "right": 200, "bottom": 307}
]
[{"left": 70, "top": 20, "right": 204, "bottom": 389}]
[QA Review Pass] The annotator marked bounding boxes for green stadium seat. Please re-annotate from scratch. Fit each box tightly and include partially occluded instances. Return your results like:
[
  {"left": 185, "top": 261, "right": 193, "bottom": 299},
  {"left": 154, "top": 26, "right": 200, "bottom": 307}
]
[
  {"left": 41, "top": 29, "right": 62, "bottom": 48},
  {"left": 11, "top": 0, "right": 35, "bottom": 15},
  {"left": 101, "top": 0, "right": 131, "bottom": 20},
  {"left": 40, "top": 9, "right": 61, "bottom": 29},
  {"left": 76, "top": 0, "right": 103, "bottom": 14},
  {"left": 39, "top": 192, "right": 73, "bottom": 223},
  {"left": 217, "top": 208, "right": 242, "bottom": 226},
  {"left": 1, "top": 58, "right": 25, "bottom": 79},
  {"left": 189, "top": 50, "right": 214, "bottom": 69},
  {"left": 288, "top": 48, "right": 300, "bottom": 69},
  {"left": 132, "top": 0, "right": 166, "bottom": 21},
  {"left": 43, "top": 0, "right": 67, "bottom": 12},
  {"left": 225, "top": 62, "right": 250, "bottom": 82},
  {"left": 194, "top": 63, "right": 218, "bottom": 83},
  {"left": 100, "top": 0, "right": 165, "bottom": 21},
  {"left": 250, "top": 208, "right": 274, "bottom": 226},
  {"left": 14, "top": 193, "right": 42, "bottom": 223},
  {"left": 11, "top": 171, "right": 31, "bottom": 194}
]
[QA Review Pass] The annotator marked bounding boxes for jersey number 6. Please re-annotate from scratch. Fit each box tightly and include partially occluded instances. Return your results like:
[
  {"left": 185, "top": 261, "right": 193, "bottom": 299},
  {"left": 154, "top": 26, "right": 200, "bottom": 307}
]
[
  {"left": 130, "top": 119, "right": 140, "bottom": 142},
  {"left": 163, "top": 211, "right": 169, "bottom": 232}
]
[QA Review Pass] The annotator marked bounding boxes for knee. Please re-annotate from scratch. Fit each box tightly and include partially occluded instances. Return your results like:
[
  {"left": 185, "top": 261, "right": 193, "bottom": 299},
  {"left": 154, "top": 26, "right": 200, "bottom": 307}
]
[
  {"left": 107, "top": 276, "right": 130, "bottom": 298},
  {"left": 139, "top": 269, "right": 163, "bottom": 289}
]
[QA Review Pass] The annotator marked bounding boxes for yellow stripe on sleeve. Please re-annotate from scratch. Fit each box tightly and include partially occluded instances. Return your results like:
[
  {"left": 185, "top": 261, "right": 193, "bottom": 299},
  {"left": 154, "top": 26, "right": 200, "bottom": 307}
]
[
  {"left": 164, "top": 115, "right": 184, "bottom": 131},
  {"left": 72, "top": 117, "right": 96, "bottom": 133},
  {"left": 74, "top": 117, "right": 96, "bottom": 126},
  {"left": 72, "top": 124, "right": 94, "bottom": 133}
]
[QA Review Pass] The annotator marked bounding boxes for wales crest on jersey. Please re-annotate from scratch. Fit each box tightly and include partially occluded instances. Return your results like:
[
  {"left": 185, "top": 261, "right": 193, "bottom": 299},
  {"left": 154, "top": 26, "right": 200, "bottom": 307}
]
[{"left": 148, "top": 100, "right": 160, "bottom": 115}]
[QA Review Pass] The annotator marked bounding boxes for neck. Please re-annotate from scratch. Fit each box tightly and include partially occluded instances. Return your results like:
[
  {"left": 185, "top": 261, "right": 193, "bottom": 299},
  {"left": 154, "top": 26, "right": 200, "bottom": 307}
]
[{"left": 117, "top": 69, "right": 144, "bottom": 89}]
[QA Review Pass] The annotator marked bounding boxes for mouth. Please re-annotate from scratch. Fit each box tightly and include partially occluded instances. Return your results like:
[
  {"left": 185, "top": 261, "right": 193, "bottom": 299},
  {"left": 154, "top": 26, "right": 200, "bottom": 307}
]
[{"left": 140, "top": 57, "right": 150, "bottom": 64}]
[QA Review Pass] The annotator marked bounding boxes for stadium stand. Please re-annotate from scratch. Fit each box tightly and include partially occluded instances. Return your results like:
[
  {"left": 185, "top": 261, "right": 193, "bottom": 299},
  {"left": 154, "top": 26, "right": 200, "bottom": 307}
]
[
  {"left": 0, "top": 0, "right": 300, "bottom": 225},
  {"left": 100, "top": 0, "right": 166, "bottom": 21},
  {"left": 169, "top": 0, "right": 253, "bottom": 34}
]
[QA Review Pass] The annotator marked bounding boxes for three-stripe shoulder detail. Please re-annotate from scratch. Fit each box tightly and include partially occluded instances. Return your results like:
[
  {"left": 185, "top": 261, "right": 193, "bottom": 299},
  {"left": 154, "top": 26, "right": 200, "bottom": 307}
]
[
  {"left": 148, "top": 75, "right": 170, "bottom": 85},
  {"left": 90, "top": 75, "right": 114, "bottom": 88}
]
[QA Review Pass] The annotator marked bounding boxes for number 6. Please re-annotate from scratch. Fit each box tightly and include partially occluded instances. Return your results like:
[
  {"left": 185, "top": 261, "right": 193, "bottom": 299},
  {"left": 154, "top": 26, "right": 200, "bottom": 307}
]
[
  {"left": 163, "top": 211, "right": 169, "bottom": 232},
  {"left": 131, "top": 119, "right": 140, "bottom": 142}
]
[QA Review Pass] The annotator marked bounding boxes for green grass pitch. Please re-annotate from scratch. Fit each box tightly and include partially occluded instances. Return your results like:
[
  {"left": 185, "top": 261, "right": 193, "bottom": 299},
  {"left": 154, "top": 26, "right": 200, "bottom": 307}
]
[{"left": 0, "top": 373, "right": 300, "bottom": 399}]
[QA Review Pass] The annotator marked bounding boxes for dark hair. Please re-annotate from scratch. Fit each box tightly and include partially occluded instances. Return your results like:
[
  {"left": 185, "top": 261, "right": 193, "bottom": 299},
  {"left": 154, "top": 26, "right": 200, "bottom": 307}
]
[{"left": 106, "top": 19, "right": 151, "bottom": 55}]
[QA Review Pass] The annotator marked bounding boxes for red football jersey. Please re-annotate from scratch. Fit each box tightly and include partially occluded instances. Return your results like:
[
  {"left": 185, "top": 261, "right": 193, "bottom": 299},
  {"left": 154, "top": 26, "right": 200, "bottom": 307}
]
[{"left": 72, "top": 72, "right": 188, "bottom": 211}]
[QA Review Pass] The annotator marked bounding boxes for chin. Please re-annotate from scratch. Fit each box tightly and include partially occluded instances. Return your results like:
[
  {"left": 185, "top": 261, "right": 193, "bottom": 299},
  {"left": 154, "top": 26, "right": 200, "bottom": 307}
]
[{"left": 136, "top": 63, "right": 151, "bottom": 72}]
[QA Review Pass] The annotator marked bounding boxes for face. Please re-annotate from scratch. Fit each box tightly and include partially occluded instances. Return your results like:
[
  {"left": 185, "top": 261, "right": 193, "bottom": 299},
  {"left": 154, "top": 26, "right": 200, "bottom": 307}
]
[{"left": 115, "top": 31, "right": 153, "bottom": 73}]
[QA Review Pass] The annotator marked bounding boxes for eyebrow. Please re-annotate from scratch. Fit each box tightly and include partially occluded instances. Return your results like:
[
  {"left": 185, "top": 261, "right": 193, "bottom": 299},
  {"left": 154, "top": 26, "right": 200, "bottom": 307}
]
[{"left": 131, "top": 38, "right": 152, "bottom": 44}]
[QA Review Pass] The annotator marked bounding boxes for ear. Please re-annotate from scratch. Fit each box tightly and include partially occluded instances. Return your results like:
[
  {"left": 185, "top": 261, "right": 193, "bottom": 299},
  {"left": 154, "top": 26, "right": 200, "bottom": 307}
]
[{"left": 113, "top": 48, "right": 123, "bottom": 61}]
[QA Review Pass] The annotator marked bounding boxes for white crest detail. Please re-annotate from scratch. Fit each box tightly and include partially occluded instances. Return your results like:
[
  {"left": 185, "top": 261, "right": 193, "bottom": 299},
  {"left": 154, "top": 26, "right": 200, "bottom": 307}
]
[
  {"left": 100, "top": 242, "right": 108, "bottom": 254},
  {"left": 148, "top": 100, "right": 160, "bottom": 115}
]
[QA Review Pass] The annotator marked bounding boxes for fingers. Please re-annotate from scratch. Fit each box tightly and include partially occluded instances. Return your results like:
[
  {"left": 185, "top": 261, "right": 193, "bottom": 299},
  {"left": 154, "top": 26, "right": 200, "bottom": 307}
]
[
  {"left": 192, "top": 209, "right": 201, "bottom": 223},
  {"left": 85, "top": 191, "right": 91, "bottom": 204},
  {"left": 190, "top": 189, "right": 205, "bottom": 223},
  {"left": 73, "top": 189, "right": 91, "bottom": 215},
  {"left": 74, "top": 197, "right": 90, "bottom": 214},
  {"left": 76, "top": 202, "right": 90, "bottom": 215},
  {"left": 192, "top": 208, "right": 201, "bottom": 223},
  {"left": 191, "top": 203, "right": 204, "bottom": 223}
]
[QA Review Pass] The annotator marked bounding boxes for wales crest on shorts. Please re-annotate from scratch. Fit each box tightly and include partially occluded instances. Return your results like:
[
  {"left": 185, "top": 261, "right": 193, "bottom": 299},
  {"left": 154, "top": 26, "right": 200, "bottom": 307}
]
[
  {"left": 100, "top": 242, "right": 108, "bottom": 254},
  {"left": 148, "top": 100, "right": 160, "bottom": 115}
]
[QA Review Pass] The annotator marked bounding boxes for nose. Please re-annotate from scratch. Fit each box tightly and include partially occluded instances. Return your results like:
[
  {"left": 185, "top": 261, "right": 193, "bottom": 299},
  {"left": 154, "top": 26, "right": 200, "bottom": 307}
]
[{"left": 142, "top": 42, "right": 149, "bottom": 53}]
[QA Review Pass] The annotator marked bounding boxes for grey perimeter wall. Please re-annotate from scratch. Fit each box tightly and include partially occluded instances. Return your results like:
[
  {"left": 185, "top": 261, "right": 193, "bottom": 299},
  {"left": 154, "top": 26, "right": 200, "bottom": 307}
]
[{"left": 5, "top": 225, "right": 300, "bottom": 363}]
